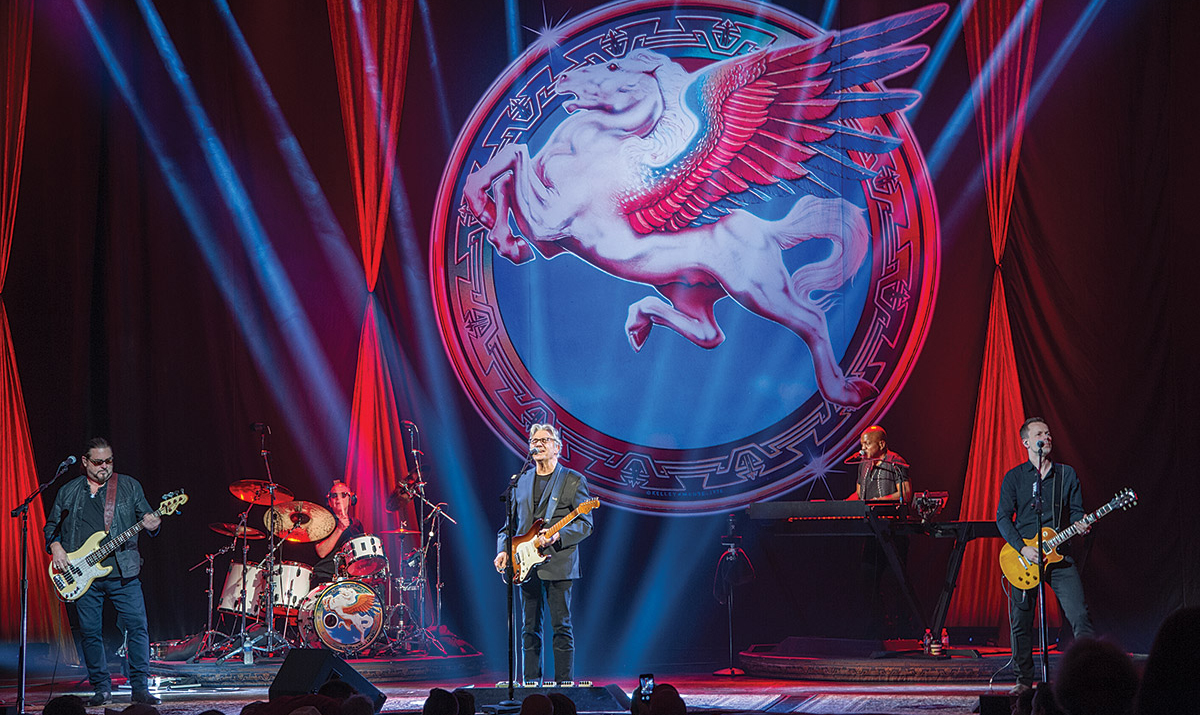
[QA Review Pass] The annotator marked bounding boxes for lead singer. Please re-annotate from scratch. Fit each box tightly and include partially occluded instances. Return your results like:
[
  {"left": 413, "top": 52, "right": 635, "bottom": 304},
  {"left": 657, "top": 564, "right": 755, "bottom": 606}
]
[{"left": 494, "top": 423, "right": 594, "bottom": 685}]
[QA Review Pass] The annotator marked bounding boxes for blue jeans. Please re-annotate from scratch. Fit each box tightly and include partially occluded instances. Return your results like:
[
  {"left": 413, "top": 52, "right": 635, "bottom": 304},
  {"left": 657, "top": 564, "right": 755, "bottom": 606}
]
[
  {"left": 1009, "top": 561, "right": 1093, "bottom": 685},
  {"left": 73, "top": 576, "right": 151, "bottom": 693},
  {"left": 521, "top": 578, "right": 574, "bottom": 682}
]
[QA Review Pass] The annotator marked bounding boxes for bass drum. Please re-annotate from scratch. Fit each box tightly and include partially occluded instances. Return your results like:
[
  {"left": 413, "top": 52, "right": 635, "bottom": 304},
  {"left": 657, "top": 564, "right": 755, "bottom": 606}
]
[{"left": 296, "top": 580, "right": 384, "bottom": 653}]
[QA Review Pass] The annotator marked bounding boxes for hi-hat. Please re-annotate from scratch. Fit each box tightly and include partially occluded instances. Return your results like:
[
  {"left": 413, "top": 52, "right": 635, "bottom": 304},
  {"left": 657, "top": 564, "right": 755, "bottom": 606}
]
[
  {"left": 209, "top": 522, "right": 266, "bottom": 540},
  {"left": 380, "top": 528, "right": 420, "bottom": 535},
  {"left": 264, "top": 500, "right": 334, "bottom": 542},
  {"left": 229, "top": 479, "right": 294, "bottom": 505}
]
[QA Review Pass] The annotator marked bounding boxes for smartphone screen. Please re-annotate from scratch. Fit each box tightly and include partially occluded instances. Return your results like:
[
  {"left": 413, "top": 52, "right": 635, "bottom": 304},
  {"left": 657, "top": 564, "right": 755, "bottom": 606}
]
[{"left": 639, "top": 674, "right": 654, "bottom": 700}]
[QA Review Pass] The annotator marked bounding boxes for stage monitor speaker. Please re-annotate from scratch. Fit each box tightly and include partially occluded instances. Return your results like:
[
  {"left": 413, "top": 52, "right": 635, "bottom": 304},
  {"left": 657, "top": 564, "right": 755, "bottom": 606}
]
[
  {"left": 473, "top": 685, "right": 630, "bottom": 712},
  {"left": 976, "top": 693, "right": 1014, "bottom": 715},
  {"left": 269, "top": 648, "right": 386, "bottom": 712}
]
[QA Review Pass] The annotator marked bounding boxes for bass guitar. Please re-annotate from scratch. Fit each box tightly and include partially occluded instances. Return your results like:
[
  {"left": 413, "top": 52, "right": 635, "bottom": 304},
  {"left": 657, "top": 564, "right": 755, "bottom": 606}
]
[
  {"left": 502, "top": 497, "right": 599, "bottom": 584},
  {"left": 998, "top": 487, "right": 1136, "bottom": 589},
  {"left": 49, "top": 490, "right": 188, "bottom": 601}
]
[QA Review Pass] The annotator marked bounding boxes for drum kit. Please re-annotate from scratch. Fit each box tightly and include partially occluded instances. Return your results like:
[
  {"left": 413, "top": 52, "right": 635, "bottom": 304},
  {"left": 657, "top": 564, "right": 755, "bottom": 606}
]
[{"left": 186, "top": 426, "right": 451, "bottom": 662}]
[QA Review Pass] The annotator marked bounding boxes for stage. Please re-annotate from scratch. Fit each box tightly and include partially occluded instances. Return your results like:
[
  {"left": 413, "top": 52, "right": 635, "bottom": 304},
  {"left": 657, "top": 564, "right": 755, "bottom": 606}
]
[{"left": 3, "top": 646, "right": 1053, "bottom": 715}]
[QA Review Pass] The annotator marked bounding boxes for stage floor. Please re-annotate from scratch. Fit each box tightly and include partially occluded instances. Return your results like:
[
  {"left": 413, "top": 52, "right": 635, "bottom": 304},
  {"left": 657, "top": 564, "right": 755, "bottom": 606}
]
[{"left": 4, "top": 668, "right": 1023, "bottom": 715}]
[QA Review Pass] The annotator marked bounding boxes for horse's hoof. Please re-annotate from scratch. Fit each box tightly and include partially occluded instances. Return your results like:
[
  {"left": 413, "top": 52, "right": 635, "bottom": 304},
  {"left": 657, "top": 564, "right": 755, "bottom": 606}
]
[{"left": 626, "top": 323, "right": 650, "bottom": 352}]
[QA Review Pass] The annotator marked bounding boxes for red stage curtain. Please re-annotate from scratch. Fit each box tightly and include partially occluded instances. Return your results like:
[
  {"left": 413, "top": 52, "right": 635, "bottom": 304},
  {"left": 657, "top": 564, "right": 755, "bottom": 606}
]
[
  {"left": 327, "top": 0, "right": 412, "bottom": 293},
  {"left": 344, "top": 297, "right": 409, "bottom": 535},
  {"left": 327, "top": 0, "right": 423, "bottom": 608},
  {"left": 0, "top": 0, "right": 71, "bottom": 653},
  {"left": 949, "top": 0, "right": 1052, "bottom": 632}
]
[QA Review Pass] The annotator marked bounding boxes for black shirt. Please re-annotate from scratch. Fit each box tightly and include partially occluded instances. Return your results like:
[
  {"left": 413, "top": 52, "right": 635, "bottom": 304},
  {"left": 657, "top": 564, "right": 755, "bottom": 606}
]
[
  {"left": 312, "top": 519, "right": 365, "bottom": 583},
  {"left": 996, "top": 461, "right": 1085, "bottom": 560},
  {"left": 79, "top": 482, "right": 119, "bottom": 574}
]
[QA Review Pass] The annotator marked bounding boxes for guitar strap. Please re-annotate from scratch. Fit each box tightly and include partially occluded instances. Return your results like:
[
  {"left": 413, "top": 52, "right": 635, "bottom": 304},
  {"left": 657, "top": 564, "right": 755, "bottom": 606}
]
[
  {"left": 103, "top": 472, "right": 119, "bottom": 532},
  {"left": 542, "top": 466, "right": 568, "bottom": 524},
  {"left": 1051, "top": 464, "right": 1062, "bottom": 531}
]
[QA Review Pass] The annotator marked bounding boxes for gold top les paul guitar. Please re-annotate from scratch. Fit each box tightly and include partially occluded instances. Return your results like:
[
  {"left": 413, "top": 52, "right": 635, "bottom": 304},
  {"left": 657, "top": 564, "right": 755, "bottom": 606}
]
[
  {"left": 998, "top": 487, "right": 1136, "bottom": 590},
  {"left": 49, "top": 490, "right": 187, "bottom": 601},
  {"left": 502, "top": 497, "right": 600, "bottom": 584}
]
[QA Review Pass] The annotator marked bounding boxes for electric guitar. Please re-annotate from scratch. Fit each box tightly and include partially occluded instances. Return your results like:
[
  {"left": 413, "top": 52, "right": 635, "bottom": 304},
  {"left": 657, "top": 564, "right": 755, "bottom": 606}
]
[
  {"left": 49, "top": 490, "right": 188, "bottom": 601},
  {"left": 998, "top": 487, "right": 1136, "bottom": 589},
  {"left": 502, "top": 497, "right": 599, "bottom": 584}
]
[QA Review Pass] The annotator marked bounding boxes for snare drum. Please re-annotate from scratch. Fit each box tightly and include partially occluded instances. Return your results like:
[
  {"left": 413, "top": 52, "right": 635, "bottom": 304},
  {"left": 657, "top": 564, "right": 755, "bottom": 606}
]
[
  {"left": 340, "top": 535, "right": 386, "bottom": 577},
  {"left": 296, "top": 580, "right": 384, "bottom": 653},
  {"left": 270, "top": 561, "right": 313, "bottom": 617},
  {"left": 218, "top": 561, "right": 265, "bottom": 619}
]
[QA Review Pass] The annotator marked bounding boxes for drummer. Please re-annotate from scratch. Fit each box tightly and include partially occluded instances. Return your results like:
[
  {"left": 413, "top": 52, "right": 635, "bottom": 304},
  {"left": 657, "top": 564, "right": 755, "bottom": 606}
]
[{"left": 312, "top": 480, "right": 364, "bottom": 583}]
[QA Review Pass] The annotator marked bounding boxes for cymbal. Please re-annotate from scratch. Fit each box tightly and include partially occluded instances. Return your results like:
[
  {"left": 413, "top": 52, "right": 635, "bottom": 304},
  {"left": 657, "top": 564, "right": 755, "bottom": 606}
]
[
  {"left": 380, "top": 528, "right": 420, "bottom": 535},
  {"left": 264, "top": 500, "right": 334, "bottom": 543},
  {"left": 209, "top": 522, "right": 266, "bottom": 540},
  {"left": 229, "top": 479, "right": 294, "bottom": 505}
]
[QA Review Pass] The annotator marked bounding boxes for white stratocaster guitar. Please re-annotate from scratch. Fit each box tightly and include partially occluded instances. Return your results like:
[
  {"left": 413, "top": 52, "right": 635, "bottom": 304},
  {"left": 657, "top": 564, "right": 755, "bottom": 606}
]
[
  {"left": 49, "top": 490, "right": 187, "bottom": 601},
  {"left": 502, "top": 497, "right": 600, "bottom": 584}
]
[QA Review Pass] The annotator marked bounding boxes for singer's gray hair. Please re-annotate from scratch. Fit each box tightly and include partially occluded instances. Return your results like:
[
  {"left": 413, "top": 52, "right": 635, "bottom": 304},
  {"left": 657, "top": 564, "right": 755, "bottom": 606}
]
[{"left": 528, "top": 423, "right": 561, "bottom": 446}]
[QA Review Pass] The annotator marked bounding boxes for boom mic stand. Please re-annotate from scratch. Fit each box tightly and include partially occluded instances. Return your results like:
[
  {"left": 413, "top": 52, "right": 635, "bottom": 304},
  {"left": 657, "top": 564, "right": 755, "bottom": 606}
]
[
  {"left": 11, "top": 456, "right": 76, "bottom": 715},
  {"left": 499, "top": 451, "right": 534, "bottom": 710},
  {"left": 1034, "top": 444, "right": 1049, "bottom": 683},
  {"left": 248, "top": 427, "right": 289, "bottom": 659},
  {"left": 713, "top": 514, "right": 754, "bottom": 676}
]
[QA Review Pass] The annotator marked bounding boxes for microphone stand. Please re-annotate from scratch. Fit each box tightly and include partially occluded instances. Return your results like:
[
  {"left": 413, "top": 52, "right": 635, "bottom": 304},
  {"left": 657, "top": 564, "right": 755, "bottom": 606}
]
[
  {"left": 1033, "top": 445, "right": 1049, "bottom": 684},
  {"left": 500, "top": 451, "right": 534, "bottom": 708},
  {"left": 11, "top": 457, "right": 75, "bottom": 715}
]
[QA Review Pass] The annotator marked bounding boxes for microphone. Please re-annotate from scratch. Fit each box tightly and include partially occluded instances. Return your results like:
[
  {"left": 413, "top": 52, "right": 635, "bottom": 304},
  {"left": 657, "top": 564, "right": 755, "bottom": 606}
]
[
  {"left": 402, "top": 420, "right": 419, "bottom": 432},
  {"left": 250, "top": 422, "right": 271, "bottom": 434},
  {"left": 55, "top": 455, "right": 77, "bottom": 477},
  {"left": 1036, "top": 440, "right": 1044, "bottom": 449}
]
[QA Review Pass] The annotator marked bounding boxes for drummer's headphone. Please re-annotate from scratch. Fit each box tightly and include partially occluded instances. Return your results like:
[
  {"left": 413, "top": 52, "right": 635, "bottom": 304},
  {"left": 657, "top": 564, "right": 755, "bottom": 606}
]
[{"left": 328, "top": 482, "right": 357, "bottom": 506}]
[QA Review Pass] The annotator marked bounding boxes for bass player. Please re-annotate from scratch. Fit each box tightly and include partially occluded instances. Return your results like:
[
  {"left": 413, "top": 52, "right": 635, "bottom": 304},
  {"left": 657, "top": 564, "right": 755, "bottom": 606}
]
[{"left": 44, "top": 438, "right": 162, "bottom": 706}]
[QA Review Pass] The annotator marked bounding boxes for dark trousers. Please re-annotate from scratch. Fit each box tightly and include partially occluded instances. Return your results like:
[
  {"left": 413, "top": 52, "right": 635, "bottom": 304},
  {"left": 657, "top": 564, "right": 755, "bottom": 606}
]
[
  {"left": 860, "top": 536, "right": 912, "bottom": 639},
  {"left": 74, "top": 576, "right": 151, "bottom": 693},
  {"left": 520, "top": 578, "right": 573, "bottom": 682},
  {"left": 1009, "top": 562, "right": 1093, "bottom": 685}
]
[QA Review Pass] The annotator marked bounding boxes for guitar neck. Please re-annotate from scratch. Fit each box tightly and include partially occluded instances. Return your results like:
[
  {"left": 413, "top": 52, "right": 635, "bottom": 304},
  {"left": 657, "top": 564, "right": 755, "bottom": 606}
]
[
  {"left": 1046, "top": 501, "right": 1118, "bottom": 549},
  {"left": 89, "top": 510, "right": 161, "bottom": 564},
  {"left": 544, "top": 504, "right": 588, "bottom": 539}
]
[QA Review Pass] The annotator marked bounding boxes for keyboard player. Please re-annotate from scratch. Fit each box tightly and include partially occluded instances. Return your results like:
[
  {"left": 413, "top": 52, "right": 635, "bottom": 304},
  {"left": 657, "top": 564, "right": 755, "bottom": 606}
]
[
  {"left": 849, "top": 425, "right": 911, "bottom": 502},
  {"left": 848, "top": 425, "right": 913, "bottom": 638}
]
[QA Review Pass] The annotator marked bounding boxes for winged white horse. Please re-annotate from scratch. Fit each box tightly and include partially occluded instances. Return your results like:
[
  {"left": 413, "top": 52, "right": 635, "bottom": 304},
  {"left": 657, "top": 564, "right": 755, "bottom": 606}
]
[{"left": 463, "top": 6, "right": 945, "bottom": 408}]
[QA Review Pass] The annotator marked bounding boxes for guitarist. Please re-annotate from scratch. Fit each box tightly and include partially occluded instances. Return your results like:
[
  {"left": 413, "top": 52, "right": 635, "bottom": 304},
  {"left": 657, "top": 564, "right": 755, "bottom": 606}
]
[
  {"left": 996, "top": 418, "right": 1094, "bottom": 695},
  {"left": 43, "top": 438, "right": 161, "bottom": 706},
  {"left": 493, "top": 423, "right": 593, "bottom": 686}
]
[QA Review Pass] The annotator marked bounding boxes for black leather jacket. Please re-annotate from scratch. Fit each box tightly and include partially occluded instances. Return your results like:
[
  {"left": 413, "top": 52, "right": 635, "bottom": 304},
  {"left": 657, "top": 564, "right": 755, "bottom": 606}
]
[{"left": 43, "top": 474, "right": 156, "bottom": 578}]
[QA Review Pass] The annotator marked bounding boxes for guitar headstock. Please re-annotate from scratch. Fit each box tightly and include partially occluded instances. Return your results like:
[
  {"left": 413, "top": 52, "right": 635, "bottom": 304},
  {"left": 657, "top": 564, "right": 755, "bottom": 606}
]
[
  {"left": 579, "top": 497, "right": 600, "bottom": 514},
  {"left": 1111, "top": 487, "right": 1137, "bottom": 510},
  {"left": 158, "top": 490, "right": 188, "bottom": 516}
]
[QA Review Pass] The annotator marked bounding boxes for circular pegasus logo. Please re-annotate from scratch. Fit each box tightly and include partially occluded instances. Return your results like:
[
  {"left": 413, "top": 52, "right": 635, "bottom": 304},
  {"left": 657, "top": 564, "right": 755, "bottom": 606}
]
[{"left": 431, "top": 0, "right": 943, "bottom": 514}]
